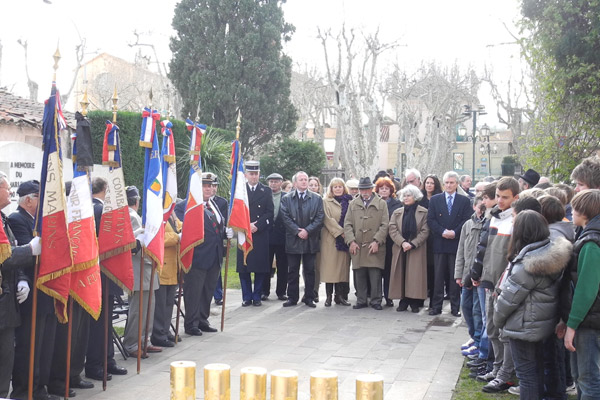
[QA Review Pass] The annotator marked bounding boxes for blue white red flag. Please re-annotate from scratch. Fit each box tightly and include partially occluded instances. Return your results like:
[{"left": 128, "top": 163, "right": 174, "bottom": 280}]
[
  {"left": 228, "top": 140, "right": 253, "bottom": 264},
  {"left": 179, "top": 120, "right": 205, "bottom": 272},
  {"left": 140, "top": 110, "right": 165, "bottom": 267},
  {"left": 161, "top": 119, "right": 177, "bottom": 222},
  {"left": 67, "top": 127, "right": 101, "bottom": 320},
  {"left": 98, "top": 121, "right": 135, "bottom": 293},
  {"left": 36, "top": 84, "right": 73, "bottom": 323}
]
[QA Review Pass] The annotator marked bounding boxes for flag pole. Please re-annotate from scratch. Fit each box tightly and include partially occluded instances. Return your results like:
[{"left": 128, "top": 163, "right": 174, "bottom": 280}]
[
  {"left": 220, "top": 111, "right": 240, "bottom": 332},
  {"left": 174, "top": 242, "right": 182, "bottom": 344},
  {"left": 28, "top": 46, "right": 61, "bottom": 400},
  {"left": 143, "top": 261, "right": 156, "bottom": 358},
  {"left": 64, "top": 299, "right": 74, "bottom": 400}
]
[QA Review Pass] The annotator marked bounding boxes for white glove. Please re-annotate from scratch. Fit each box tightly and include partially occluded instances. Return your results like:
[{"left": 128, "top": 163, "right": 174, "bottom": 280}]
[
  {"left": 226, "top": 227, "right": 234, "bottom": 239},
  {"left": 178, "top": 232, "right": 182, "bottom": 240},
  {"left": 16, "top": 280, "right": 30, "bottom": 304},
  {"left": 29, "top": 237, "right": 41, "bottom": 256},
  {"left": 135, "top": 233, "right": 146, "bottom": 248}
]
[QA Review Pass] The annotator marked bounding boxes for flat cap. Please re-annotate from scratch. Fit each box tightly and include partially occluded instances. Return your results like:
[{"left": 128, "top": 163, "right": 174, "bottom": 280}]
[
  {"left": 266, "top": 173, "right": 283, "bottom": 181},
  {"left": 346, "top": 179, "right": 359, "bottom": 189},
  {"left": 126, "top": 185, "right": 140, "bottom": 200},
  {"left": 17, "top": 180, "right": 39, "bottom": 197}
]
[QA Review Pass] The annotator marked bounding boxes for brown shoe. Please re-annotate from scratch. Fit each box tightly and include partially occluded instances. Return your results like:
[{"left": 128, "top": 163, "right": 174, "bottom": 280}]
[
  {"left": 146, "top": 345, "right": 163, "bottom": 353},
  {"left": 127, "top": 349, "right": 149, "bottom": 359}
]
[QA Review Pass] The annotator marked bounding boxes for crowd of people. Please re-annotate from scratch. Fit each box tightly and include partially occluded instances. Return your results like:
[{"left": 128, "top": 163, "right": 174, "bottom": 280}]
[{"left": 2, "top": 155, "right": 600, "bottom": 399}]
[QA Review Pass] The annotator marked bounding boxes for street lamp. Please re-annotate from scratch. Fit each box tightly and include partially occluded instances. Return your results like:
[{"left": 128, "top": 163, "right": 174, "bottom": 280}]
[
  {"left": 458, "top": 105, "right": 487, "bottom": 179},
  {"left": 478, "top": 124, "right": 498, "bottom": 176}
]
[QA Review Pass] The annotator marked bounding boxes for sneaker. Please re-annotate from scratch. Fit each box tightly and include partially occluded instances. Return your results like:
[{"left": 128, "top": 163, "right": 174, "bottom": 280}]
[
  {"left": 508, "top": 386, "right": 520, "bottom": 395},
  {"left": 566, "top": 383, "right": 577, "bottom": 396},
  {"left": 461, "top": 345, "right": 479, "bottom": 357},
  {"left": 482, "top": 378, "right": 514, "bottom": 393},
  {"left": 468, "top": 366, "right": 487, "bottom": 379},
  {"left": 466, "top": 358, "right": 486, "bottom": 368},
  {"left": 461, "top": 338, "right": 475, "bottom": 350},
  {"left": 476, "top": 371, "right": 496, "bottom": 383}
]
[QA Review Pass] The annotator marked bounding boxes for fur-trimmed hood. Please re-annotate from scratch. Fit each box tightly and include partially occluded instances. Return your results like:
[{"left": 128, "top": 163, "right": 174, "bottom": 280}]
[{"left": 515, "top": 237, "right": 572, "bottom": 277}]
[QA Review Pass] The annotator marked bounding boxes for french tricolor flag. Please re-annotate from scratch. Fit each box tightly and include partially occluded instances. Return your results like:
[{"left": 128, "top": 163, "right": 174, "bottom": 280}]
[{"left": 228, "top": 140, "right": 253, "bottom": 264}]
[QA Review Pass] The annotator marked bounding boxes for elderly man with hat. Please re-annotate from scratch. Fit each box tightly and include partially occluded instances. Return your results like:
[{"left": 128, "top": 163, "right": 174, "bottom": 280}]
[
  {"left": 517, "top": 168, "right": 540, "bottom": 191},
  {"left": 343, "top": 177, "right": 389, "bottom": 310},
  {"left": 184, "top": 173, "right": 232, "bottom": 335},
  {"left": 236, "top": 161, "right": 274, "bottom": 307},
  {"left": 262, "top": 172, "right": 288, "bottom": 301},
  {"left": 122, "top": 185, "right": 162, "bottom": 357},
  {"left": 4, "top": 178, "right": 46, "bottom": 400},
  {"left": 280, "top": 171, "right": 324, "bottom": 308},
  {"left": 346, "top": 179, "right": 360, "bottom": 197}
]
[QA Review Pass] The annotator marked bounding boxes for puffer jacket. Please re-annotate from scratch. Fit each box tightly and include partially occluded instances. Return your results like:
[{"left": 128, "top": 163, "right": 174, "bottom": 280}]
[{"left": 494, "top": 237, "right": 572, "bottom": 342}]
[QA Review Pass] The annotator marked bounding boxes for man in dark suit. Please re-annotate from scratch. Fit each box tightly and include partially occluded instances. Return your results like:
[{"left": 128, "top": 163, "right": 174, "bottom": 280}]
[
  {"left": 426, "top": 171, "right": 472, "bottom": 316},
  {"left": 210, "top": 175, "right": 228, "bottom": 306},
  {"left": 183, "top": 173, "right": 232, "bottom": 335},
  {"left": 85, "top": 177, "right": 127, "bottom": 381},
  {"left": 8, "top": 180, "right": 60, "bottom": 400},
  {"left": 262, "top": 173, "right": 288, "bottom": 301},
  {"left": 236, "top": 161, "right": 274, "bottom": 307}
]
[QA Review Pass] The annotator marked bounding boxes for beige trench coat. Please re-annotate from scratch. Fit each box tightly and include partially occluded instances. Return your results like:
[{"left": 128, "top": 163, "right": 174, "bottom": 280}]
[
  {"left": 344, "top": 195, "right": 389, "bottom": 269},
  {"left": 319, "top": 197, "right": 351, "bottom": 282},
  {"left": 388, "top": 206, "right": 429, "bottom": 300}
]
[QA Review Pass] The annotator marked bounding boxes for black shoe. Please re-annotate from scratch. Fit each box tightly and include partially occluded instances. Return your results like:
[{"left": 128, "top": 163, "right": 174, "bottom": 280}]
[
  {"left": 411, "top": 306, "right": 420, "bottom": 313},
  {"left": 428, "top": 309, "right": 441, "bottom": 316},
  {"left": 282, "top": 300, "right": 297, "bottom": 307},
  {"left": 353, "top": 303, "right": 368, "bottom": 309},
  {"left": 261, "top": 294, "right": 269, "bottom": 301},
  {"left": 466, "top": 358, "right": 486, "bottom": 368},
  {"left": 167, "top": 333, "right": 182, "bottom": 343},
  {"left": 151, "top": 338, "right": 175, "bottom": 347},
  {"left": 253, "top": 300, "right": 262, "bottom": 306},
  {"left": 107, "top": 364, "right": 128, "bottom": 375},
  {"left": 199, "top": 325, "right": 218, "bottom": 333},
  {"left": 468, "top": 366, "right": 487, "bottom": 379},
  {"left": 85, "top": 370, "right": 112, "bottom": 381},
  {"left": 242, "top": 300, "right": 252, "bottom": 307},
  {"left": 314, "top": 295, "right": 319, "bottom": 303},
  {"left": 71, "top": 378, "right": 95, "bottom": 389},
  {"left": 277, "top": 295, "right": 288, "bottom": 301},
  {"left": 337, "top": 297, "right": 351, "bottom": 306},
  {"left": 215, "top": 299, "right": 223, "bottom": 305},
  {"left": 304, "top": 300, "right": 317, "bottom": 308},
  {"left": 48, "top": 387, "right": 76, "bottom": 398},
  {"left": 451, "top": 311, "right": 462, "bottom": 317},
  {"left": 372, "top": 304, "right": 383, "bottom": 310},
  {"left": 396, "top": 302, "right": 409, "bottom": 312},
  {"left": 185, "top": 328, "right": 203, "bottom": 336},
  {"left": 385, "top": 298, "right": 394, "bottom": 307}
]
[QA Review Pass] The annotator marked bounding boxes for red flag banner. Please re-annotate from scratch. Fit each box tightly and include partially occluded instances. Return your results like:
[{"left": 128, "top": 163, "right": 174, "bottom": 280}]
[
  {"left": 36, "top": 86, "right": 73, "bottom": 323},
  {"left": 0, "top": 220, "right": 11, "bottom": 265},
  {"left": 98, "top": 121, "right": 135, "bottom": 293}
]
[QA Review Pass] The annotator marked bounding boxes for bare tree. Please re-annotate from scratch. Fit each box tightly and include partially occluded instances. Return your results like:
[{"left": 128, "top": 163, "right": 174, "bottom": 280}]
[
  {"left": 318, "top": 26, "right": 397, "bottom": 178},
  {"left": 383, "top": 63, "right": 479, "bottom": 177},
  {"left": 17, "top": 39, "right": 38, "bottom": 101}
]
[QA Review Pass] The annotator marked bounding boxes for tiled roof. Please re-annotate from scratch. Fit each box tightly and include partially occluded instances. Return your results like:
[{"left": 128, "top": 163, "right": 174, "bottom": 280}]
[{"left": 0, "top": 88, "right": 76, "bottom": 130}]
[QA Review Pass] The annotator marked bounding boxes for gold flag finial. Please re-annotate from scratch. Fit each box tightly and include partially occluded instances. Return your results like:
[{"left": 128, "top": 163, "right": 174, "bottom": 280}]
[
  {"left": 112, "top": 85, "right": 119, "bottom": 123},
  {"left": 52, "top": 45, "right": 61, "bottom": 81},
  {"left": 236, "top": 110, "right": 241, "bottom": 140},
  {"left": 80, "top": 88, "right": 89, "bottom": 116}
]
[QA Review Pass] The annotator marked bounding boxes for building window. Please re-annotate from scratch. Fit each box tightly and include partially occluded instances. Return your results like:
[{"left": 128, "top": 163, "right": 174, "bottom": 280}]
[{"left": 453, "top": 153, "right": 464, "bottom": 171}]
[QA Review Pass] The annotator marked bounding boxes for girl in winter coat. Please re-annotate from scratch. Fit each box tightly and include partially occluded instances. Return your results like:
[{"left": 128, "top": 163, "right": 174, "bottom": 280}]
[{"left": 494, "top": 210, "right": 572, "bottom": 400}]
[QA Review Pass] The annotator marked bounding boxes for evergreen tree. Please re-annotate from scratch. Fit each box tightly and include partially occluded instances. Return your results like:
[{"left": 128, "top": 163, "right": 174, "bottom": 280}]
[{"left": 169, "top": 0, "right": 297, "bottom": 155}]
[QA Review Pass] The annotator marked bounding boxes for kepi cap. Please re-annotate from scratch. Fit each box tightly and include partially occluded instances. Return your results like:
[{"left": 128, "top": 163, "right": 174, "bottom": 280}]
[
  {"left": 17, "top": 180, "right": 39, "bottom": 197},
  {"left": 245, "top": 160, "right": 260, "bottom": 172}
]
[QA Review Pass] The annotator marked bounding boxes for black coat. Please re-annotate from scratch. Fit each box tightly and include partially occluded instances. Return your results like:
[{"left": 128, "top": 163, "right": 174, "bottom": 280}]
[
  {"left": 1, "top": 212, "right": 31, "bottom": 329},
  {"left": 426, "top": 192, "right": 471, "bottom": 254},
  {"left": 280, "top": 189, "right": 324, "bottom": 254},
  {"left": 191, "top": 206, "right": 225, "bottom": 270},
  {"left": 237, "top": 183, "right": 273, "bottom": 273},
  {"left": 269, "top": 191, "right": 286, "bottom": 246}
]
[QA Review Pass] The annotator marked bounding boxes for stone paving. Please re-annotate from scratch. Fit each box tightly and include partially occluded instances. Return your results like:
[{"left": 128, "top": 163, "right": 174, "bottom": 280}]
[{"left": 75, "top": 282, "right": 467, "bottom": 400}]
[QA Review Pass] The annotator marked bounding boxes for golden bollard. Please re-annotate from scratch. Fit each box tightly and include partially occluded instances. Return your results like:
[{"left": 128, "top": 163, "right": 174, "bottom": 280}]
[
  {"left": 355, "top": 374, "right": 384, "bottom": 400},
  {"left": 170, "top": 361, "right": 196, "bottom": 400},
  {"left": 270, "top": 369, "right": 298, "bottom": 400},
  {"left": 240, "top": 367, "right": 267, "bottom": 400},
  {"left": 310, "top": 370, "right": 338, "bottom": 400},
  {"left": 204, "top": 363, "right": 231, "bottom": 400}
]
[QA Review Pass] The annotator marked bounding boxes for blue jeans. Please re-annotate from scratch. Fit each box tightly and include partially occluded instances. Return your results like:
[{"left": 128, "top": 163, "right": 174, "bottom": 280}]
[
  {"left": 543, "top": 335, "right": 566, "bottom": 400},
  {"left": 571, "top": 328, "right": 600, "bottom": 400},
  {"left": 477, "top": 287, "right": 490, "bottom": 360},
  {"left": 510, "top": 338, "right": 545, "bottom": 399},
  {"left": 461, "top": 287, "right": 482, "bottom": 348}
]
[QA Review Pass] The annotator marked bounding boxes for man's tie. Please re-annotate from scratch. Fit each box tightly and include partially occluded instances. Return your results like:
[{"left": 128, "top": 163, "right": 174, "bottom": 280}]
[
  {"left": 298, "top": 192, "right": 304, "bottom": 223},
  {"left": 447, "top": 195, "right": 453, "bottom": 214}
]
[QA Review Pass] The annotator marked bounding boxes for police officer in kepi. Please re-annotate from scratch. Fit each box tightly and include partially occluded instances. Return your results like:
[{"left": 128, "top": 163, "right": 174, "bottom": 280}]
[{"left": 237, "top": 161, "right": 274, "bottom": 307}]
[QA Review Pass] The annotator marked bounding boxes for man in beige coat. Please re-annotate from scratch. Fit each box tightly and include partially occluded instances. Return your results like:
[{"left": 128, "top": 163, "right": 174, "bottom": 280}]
[{"left": 344, "top": 177, "right": 389, "bottom": 310}]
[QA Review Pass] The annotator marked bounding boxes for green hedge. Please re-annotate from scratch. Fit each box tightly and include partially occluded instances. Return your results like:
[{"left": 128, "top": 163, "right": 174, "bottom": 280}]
[{"left": 87, "top": 111, "right": 234, "bottom": 199}]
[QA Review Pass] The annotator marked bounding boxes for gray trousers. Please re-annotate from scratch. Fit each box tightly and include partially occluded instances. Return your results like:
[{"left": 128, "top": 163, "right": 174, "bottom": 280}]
[
  {"left": 123, "top": 290, "right": 156, "bottom": 352},
  {"left": 152, "top": 284, "right": 177, "bottom": 342},
  {"left": 486, "top": 290, "right": 514, "bottom": 381},
  {"left": 355, "top": 267, "right": 382, "bottom": 306},
  {"left": 183, "top": 263, "right": 220, "bottom": 331},
  {"left": 0, "top": 327, "right": 14, "bottom": 398}
]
